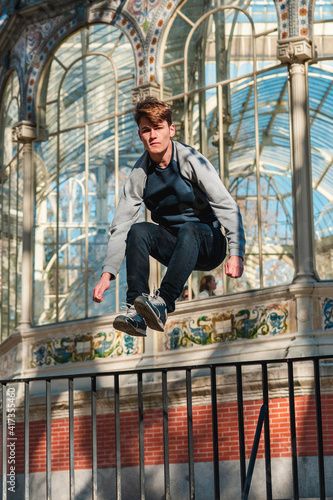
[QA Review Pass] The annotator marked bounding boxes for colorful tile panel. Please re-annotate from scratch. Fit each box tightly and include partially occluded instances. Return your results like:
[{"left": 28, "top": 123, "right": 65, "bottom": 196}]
[
  {"left": 160, "top": 303, "right": 289, "bottom": 351},
  {"left": 147, "top": 0, "right": 174, "bottom": 83},
  {"left": 322, "top": 298, "right": 333, "bottom": 330},
  {"left": 30, "top": 330, "right": 143, "bottom": 368},
  {"left": 274, "top": 0, "right": 314, "bottom": 40},
  {"left": 126, "top": 0, "right": 160, "bottom": 34}
]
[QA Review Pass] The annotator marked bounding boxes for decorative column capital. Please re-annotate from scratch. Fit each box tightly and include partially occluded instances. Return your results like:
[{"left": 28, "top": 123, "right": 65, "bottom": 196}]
[
  {"left": 131, "top": 83, "right": 161, "bottom": 105},
  {"left": 277, "top": 37, "right": 313, "bottom": 64},
  {"left": 12, "top": 120, "right": 36, "bottom": 143}
]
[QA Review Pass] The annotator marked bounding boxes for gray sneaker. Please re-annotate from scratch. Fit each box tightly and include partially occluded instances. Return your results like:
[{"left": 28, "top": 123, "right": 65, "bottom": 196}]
[
  {"left": 134, "top": 290, "right": 168, "bottom": 332},
  {"left": 113, "top": 305, "right": 147, "bottom": 337}
]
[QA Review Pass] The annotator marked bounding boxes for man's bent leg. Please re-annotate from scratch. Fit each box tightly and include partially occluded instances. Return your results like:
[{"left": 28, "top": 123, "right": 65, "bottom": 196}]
[
  {"left": 126, "top": 222, "right": 177, "bottom": 304},
  {"left": 158, "top": 222, "right": 223, "bottom": 313}
]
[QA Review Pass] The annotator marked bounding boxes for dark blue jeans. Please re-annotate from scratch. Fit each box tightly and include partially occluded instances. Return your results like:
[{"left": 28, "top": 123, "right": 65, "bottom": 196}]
[{"left": 126, "top": 221, "right": 226, "bottom": 313}]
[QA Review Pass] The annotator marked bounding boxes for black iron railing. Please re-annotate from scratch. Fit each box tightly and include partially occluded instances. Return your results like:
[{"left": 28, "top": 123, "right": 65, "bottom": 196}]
[{"left": 1, "top": 355, "right": 332, "bottom": 500}]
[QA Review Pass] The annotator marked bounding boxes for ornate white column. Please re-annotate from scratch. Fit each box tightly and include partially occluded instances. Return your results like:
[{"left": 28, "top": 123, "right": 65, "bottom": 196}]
[
  {"left": 12, "top": 121, "right": 36, "bottom": 330},
  {"left": 278, "top": 38, "right": 318, "bottom": 334},
  {"left": 277, "top": 38, "right": 318, "bottom": 284}
]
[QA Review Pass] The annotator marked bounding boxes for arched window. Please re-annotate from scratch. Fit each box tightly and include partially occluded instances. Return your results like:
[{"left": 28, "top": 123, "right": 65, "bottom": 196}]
[
  {"left": 0, "top": 73, "right": 22, "bottom": 340},
  {"left": 310, "top": 5, "right": 333, "bottom": 280},
  {"left": 34, "top": 24, "right": 140, "bottom": 325},
  {"left": 161, "top": 0, "right": 293, "bottom": 297}
]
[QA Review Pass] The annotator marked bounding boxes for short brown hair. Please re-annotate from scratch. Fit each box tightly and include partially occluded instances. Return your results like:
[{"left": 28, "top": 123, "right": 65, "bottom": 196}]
[{"left": 134, "top": 97, "right": 173, "bottom": 127}]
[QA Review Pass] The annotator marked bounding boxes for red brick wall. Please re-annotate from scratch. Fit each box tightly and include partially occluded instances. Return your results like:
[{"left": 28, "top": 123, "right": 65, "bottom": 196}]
[{"left": 3, "top": 394, "right": 333, "bottom": 474}]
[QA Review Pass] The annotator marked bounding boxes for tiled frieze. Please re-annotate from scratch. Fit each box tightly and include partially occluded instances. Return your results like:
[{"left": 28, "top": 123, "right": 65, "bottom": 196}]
[
  {"left": 125, "top": 0, "right": 161, "bottom": 35},
  {"left": 322, "top": 298, "right": 333, "bottom": 330},
  {"left": 274, "top": 0, "right": 315, "bottom": 40},
  {"left": 145, "top": 0, "right": 175, "bottom": 83},
  {"left": 159, "top": 302, "right": 290, "bottom": 351},
  {"left": 30, "top": 330, "right": 143, "bottom": 368}
]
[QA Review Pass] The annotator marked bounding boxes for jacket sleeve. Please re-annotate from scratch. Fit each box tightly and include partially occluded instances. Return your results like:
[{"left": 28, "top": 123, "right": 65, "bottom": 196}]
[
  {"left": 176, "top": 142, "right": 246, "bottom": 259},
  {"left": 102, "top": 165, "right": 147, "bottom": 278}
]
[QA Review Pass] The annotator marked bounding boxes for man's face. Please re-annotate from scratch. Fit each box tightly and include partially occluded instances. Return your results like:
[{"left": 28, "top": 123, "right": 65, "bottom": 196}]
[{"left": 138, "top": 116, "right": 175, "bottom": 157}]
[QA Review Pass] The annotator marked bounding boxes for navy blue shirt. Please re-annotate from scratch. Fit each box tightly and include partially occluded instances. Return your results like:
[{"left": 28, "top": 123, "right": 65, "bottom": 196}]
[{"left": 143, "top": 147, "right": 218, "bottom": 230}]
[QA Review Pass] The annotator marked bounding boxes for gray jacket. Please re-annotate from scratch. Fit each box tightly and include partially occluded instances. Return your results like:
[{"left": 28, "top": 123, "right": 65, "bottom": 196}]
[{"left": 102, "top": 141, "right": 245, "bottom": 278}]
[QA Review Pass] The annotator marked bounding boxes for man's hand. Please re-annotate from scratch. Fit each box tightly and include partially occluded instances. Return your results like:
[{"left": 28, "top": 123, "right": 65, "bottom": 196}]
[
  {"left": 225, "top": 255, "right": 244, "bottom": 278},
  {"left": 93, "top": 273, "right": 112, "bottom": 303}
]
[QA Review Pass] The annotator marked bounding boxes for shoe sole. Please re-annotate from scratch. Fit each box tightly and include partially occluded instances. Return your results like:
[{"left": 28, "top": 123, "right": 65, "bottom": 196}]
[
  {"left": 113, "top": 317, "right": 147, "bottom": 337},
  {"left": 134, "top": 297, "right": 165, "bottom": 332}
]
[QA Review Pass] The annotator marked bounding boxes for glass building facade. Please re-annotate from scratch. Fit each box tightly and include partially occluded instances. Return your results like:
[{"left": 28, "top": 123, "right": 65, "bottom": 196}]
[{"left": 0, "top": 0, "right": 332, "bottom": 339}]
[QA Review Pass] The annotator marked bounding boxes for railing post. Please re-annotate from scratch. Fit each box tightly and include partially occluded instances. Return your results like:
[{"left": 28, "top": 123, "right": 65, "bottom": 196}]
[
  {"left": 210, "top": 366, "right": 220, "bottom": 500},
  {"left": 24, "top": 381, "right": 30, "bottom": 500},
  {"left": 114, "top": 374, "right": 122, "bottom": 500},
  {"left": 287, "top": 361, "right": 299, "bottom": 500},
  {"left": 91, "top": 377, "right": 97, "bottom": 500},
  {"left": 186, "top": 368, "right": 195, "bottom": 500},
  {"left": 46, "top": 380, "right": 52, "bottom": 500},
  {"left": 68, "top": 378, "right": 75, "bottom": 500},
  {"left": 314, "top": 359, "right": 326, "bottom": 500},
  {"left": 236, "top": 365, "right": 246, "bottom": 493},
  {"left": 138, "top": 372, "right": 145, "bottom": 500},
  {"left": 162, "top": 370, "right": 170, "bottom": 500},
  {"left": 262, "top": 364, "right": 272, "bottom": 500}
]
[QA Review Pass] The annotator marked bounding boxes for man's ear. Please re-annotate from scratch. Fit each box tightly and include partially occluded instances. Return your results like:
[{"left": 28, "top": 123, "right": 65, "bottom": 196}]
[
  {"left": 170, "top": 124, "right": 176, "bottom": 138},
  {"left": 138, "top": 129, "right": 143, "bottom": 142}
]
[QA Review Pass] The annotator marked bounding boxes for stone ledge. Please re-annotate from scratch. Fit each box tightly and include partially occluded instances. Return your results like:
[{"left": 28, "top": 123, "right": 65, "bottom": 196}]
[{"left": 0, "top": 281, "right": 332, "bottom": 379}]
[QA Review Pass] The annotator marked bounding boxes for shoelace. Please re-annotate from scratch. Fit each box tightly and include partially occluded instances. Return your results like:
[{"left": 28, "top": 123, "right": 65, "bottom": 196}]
[
  {"left": 120, "top": 303, "right": 137, "bottom": 317},
  {"left": 142, "top": 289, "right": 165, "bottom": 306}
]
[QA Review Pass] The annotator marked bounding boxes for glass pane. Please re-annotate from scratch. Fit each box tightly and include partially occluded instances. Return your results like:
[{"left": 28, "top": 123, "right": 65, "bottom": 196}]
[
  {"left": 0, "top": 73, "right": 21, "bottom": 340},
  {"left": 53, "top": 31, "right": 82, "bottom": 71},
  {"left": 16, "top": 155, "right": 23, "bottom": 328},
  {"left": 58, "top": 227, "right": 86, "bottom": 322},
  {"left": 313, "top": 20, "right": 333, "bottom": 59},
  {"left": 0, "top": 154, "right": 23, "bottom": 338},
  {"left": 2, "top": 100, "right": 19, "bottom": 166},
  {"left": 88, "top": 24, "right": 116, "bottom": 54},
  {"left": 34, "top": 136, "right": 58, "bottom": 324},
  {"left": 60, "top": 54, "right": 115, "bottom": 129},
  {"left": 185, "top": 9, "right": 255, "bottom": 93},
  {"left": 1, "top": 177, "right": 10, "bottom": 337},
  {"left": 164, "top": 16, "right": 191, "bottom": 65},
  {"left": 314, "top": 1, "right": 333, "bottom": 21},
  {"left": 88, "top": 120, "right": 116, "bottom": 317},
  {"left": 58, "top": 128, "right": 86, "bottom": 321},
  {"left": 44, "top": 102, "right": 58, "bottom": 135},
  {"left": 256, "top": 68, "right": 293, "bottom": 287},
  {"left": 163, "top": 62, "right": 184, "bottom": 98},
  {"left": 309, "top": 62, "right": 333, "bottom": 280},
  {"left": 45, "top": 58, "right": 65, "bottom": 104},
  {"left": 248, "top": 1, "right": 278, "bottom": 24}
]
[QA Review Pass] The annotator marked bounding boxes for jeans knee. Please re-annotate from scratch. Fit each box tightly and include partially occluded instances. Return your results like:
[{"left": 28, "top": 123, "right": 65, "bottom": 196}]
[
  {"left": 177, "top": 222, "right": 200, "bottom": 241},
  {"left": 127, "top": 222, "right": 151, "bottom": 244}
]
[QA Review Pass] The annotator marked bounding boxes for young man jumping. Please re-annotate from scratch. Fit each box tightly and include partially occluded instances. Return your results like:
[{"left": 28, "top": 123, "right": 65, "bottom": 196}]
[{"left": 93, "top": 97, "right": 245, "bottom": 337}]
